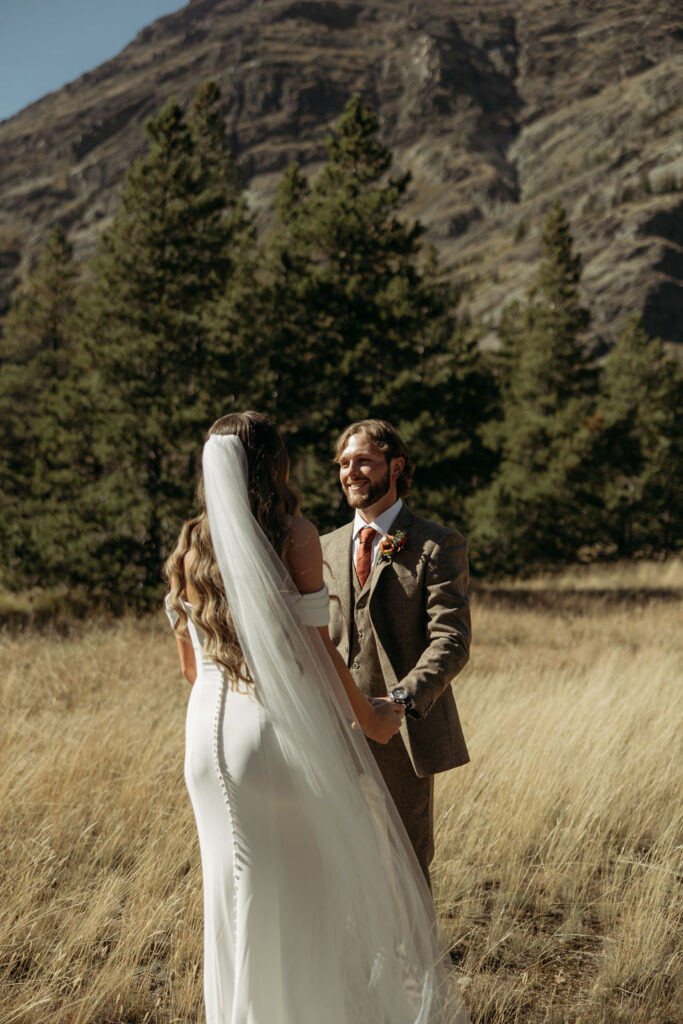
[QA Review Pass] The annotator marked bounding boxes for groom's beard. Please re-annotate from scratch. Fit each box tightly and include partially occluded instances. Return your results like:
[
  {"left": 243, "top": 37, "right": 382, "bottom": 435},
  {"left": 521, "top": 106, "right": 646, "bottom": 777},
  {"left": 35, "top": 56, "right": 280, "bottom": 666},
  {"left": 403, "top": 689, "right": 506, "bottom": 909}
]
[{"left": 342, "top": 467, "right": 391, "bottom": 509}]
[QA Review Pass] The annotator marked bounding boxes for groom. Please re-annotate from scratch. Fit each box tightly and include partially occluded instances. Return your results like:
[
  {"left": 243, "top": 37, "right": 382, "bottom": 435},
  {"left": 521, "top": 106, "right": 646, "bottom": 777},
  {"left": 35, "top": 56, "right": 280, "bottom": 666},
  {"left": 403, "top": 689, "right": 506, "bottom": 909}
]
[{"left": 321, "top": 419, "right": 471, "bottom": 885}]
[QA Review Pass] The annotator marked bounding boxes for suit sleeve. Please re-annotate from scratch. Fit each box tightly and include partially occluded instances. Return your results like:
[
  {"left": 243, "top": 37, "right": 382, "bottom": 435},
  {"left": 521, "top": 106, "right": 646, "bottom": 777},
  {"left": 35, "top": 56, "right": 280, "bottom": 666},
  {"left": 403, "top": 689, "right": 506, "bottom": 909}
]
[{"left": 400, "top": 533, "right": 471, "bottom": 718}]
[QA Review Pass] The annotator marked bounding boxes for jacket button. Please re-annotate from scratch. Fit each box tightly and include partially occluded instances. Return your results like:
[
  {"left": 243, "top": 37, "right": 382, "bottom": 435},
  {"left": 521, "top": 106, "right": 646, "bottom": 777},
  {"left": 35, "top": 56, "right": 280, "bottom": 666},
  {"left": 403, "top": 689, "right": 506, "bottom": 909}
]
[
  {"left": 352, "top": 662, "right": 360, "bottom": 670},
  {"left": 357, "top": 631, "right": 363, "bottom": 639}
]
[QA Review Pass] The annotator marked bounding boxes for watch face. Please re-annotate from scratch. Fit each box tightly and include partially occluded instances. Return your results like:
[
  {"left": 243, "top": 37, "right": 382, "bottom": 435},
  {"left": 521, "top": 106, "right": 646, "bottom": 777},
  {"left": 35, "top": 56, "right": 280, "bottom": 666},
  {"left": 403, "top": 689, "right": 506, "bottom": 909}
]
[{"left": 391, "top": 687, "right": 410, "bottom": 702}]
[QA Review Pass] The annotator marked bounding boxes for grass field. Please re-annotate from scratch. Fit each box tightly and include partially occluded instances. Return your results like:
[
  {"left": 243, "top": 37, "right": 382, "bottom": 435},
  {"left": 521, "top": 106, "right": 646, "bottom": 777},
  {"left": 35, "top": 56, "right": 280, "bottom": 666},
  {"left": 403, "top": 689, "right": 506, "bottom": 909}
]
[{"left": 0, "top": 563, "right": 681, "bottom": 1023}]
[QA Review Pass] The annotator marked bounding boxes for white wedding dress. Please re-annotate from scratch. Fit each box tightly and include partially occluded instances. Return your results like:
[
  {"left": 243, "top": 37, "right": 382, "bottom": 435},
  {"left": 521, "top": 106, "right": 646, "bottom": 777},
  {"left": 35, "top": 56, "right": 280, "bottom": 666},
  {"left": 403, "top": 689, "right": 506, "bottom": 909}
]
[
  {"left": 166, "top": 434, "right": 470, "bottom": 1024},
  {"left": 170, "top": 590, "right": 340, "bottom": 1022}
]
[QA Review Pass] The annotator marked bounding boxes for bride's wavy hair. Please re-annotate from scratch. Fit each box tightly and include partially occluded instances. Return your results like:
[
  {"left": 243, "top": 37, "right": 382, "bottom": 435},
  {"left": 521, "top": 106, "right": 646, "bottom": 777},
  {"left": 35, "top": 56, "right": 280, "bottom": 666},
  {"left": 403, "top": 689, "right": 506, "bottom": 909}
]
[{"left": 164, "top": 411, "right": 300, "bottom": 686}]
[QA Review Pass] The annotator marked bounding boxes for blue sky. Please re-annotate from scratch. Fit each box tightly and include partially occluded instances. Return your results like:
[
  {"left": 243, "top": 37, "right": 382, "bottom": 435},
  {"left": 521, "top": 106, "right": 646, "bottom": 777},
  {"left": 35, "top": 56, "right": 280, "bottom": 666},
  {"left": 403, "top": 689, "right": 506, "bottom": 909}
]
[{"left": 0, "top": 0, "right": 186, "bottom": 123}]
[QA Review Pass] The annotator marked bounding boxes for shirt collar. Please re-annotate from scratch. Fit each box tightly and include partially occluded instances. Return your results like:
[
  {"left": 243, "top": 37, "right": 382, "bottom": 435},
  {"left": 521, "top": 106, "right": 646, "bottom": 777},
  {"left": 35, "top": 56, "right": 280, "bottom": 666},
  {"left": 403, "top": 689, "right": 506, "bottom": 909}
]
[{"left": 352, "top": 498, "right": 403, "bottom": 540}]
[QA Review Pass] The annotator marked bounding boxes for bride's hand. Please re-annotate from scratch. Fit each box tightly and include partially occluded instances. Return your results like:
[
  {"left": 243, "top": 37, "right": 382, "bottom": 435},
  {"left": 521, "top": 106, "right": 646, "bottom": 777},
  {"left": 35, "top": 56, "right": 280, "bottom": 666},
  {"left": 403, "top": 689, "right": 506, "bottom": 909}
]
[{"left": 364, "top": 698, "right": 405, "bottom": 744}]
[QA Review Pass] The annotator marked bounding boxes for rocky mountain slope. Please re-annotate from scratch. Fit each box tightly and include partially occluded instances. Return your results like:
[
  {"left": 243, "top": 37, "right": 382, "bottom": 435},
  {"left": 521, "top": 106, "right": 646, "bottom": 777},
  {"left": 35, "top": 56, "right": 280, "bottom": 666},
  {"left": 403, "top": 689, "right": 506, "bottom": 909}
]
[{"left": 1, "top": 0, "right": 682, "bottom": 350}]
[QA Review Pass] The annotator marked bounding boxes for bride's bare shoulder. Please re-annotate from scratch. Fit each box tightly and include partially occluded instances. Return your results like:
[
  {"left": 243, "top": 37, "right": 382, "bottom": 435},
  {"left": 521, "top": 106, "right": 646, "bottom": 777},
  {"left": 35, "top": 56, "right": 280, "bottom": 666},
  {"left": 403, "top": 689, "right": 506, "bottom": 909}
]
[
  {"left": 285, "top": 516, "right": 323, "bottom": 591},
  {"left": 286, "top": 514, "right": 320, "bottom": 546}
]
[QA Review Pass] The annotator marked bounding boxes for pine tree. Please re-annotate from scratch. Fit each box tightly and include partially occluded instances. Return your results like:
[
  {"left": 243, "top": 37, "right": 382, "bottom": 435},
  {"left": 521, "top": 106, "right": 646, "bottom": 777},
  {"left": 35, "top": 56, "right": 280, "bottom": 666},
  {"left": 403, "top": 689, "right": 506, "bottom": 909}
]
[
  {"left": 0, "top": 226, "right": 84, "bottom": 589},
  {"left": 250, "top": 95, "right": 492, "bottom": 528},
  {"left": 79, "top": 84, "right": 251, "bottom": 605},
  {"left": 194, "top": 80, "right": 261, "bottom": 414},
  {"left": 599, "top": 315, "right": 683, "bottom": 554},
  {"left": 187, "top": 79, "right": 253, "bottom": 306},
  {"left": 468, "top": 200, "right": 600, "bottom": 574}
]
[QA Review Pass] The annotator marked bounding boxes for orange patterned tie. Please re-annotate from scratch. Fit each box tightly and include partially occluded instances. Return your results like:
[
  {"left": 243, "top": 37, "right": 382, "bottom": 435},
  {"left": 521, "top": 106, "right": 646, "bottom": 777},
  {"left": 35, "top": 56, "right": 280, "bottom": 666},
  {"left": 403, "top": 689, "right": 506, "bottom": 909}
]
[{"left": 356, "top": 527, "right": 375, "bottom": 588}]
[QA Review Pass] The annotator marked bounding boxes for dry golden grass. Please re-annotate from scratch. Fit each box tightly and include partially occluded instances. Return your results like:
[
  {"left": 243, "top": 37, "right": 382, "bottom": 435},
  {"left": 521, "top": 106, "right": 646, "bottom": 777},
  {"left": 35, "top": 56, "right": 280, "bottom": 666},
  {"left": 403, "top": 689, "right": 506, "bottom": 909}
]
[
  {"left": 479, "top": 558, "right": 683, "bottom": 592},
  {"left": 435, "top": 568, "right": 682, "bottom": 1024},
  {"left": 0, "top": 564, "right": 681, "bottom": 1023}
]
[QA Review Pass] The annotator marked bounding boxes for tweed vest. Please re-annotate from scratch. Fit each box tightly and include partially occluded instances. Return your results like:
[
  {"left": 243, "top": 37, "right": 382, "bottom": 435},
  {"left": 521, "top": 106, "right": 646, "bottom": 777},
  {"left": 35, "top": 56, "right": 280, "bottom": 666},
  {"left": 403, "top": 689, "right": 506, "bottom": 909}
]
[{"left": 349, "top": 562, "right": 389, "bottom": 699}]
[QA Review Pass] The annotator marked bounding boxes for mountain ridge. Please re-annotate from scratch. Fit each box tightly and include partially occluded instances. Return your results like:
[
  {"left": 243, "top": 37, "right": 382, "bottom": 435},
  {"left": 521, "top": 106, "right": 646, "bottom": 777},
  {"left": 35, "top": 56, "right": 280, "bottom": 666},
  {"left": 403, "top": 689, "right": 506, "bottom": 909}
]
[{"left": 1, "top": 0, "right": 681, "bottom": 350}]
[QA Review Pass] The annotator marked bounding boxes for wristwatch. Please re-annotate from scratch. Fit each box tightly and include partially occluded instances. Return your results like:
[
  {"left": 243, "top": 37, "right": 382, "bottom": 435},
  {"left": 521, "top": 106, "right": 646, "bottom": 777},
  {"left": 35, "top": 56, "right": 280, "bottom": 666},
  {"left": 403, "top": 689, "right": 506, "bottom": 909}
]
[{"left": 389, "top": 686, "right": 420, "bottom": 720}]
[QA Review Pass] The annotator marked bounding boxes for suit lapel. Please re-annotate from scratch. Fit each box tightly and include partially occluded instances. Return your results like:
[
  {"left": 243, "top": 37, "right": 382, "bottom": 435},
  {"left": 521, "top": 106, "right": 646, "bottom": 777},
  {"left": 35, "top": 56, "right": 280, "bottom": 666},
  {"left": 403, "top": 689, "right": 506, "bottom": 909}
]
[
  {"left": 325, "top": 523, "right": 354, "bottom": 645},
  {"left": 368, "top": 504, "right": 414, "bottom": 603}
]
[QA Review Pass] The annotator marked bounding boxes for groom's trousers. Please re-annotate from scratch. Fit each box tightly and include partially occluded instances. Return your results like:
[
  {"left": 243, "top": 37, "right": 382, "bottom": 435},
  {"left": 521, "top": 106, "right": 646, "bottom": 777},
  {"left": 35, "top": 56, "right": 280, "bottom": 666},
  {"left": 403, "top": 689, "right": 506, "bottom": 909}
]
[
  {"left": 367, "top": 733, "right": 435, "bottom": 886},
  {"left": 351, "top": 571, "right": 434, "bottom": 886}
]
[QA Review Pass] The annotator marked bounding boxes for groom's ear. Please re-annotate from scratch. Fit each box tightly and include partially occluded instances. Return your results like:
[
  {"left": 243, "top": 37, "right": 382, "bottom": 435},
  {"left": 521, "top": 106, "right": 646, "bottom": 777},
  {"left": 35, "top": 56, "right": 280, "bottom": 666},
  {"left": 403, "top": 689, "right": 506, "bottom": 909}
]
[{"left": 391, "top": 457, "right": 405, "bottom": 478}]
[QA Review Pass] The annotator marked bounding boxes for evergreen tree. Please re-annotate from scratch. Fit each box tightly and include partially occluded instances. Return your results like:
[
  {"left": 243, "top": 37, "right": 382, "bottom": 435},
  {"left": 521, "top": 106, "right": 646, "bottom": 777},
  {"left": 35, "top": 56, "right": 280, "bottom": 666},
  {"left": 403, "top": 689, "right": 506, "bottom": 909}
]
[
  {"left": 0, "top": 226, "right": 84, "bottom": 588},
  {"left": 247, "top": 95, "right": 492, "bottom": 528},
  {"left": 194, "top": 80, "right": 261, "bottom": 412},
  {"left": 79, "top": 84, "right": 251, "bottom": 605},
  {"left": 468, "top": 200, "right": 600, "bottom": 574},
  {"left": 187, "top": 79, "right": 253, "bottom": 303},
  {"left": 599, "top": 315, "right": 683, "bottom": 554}
]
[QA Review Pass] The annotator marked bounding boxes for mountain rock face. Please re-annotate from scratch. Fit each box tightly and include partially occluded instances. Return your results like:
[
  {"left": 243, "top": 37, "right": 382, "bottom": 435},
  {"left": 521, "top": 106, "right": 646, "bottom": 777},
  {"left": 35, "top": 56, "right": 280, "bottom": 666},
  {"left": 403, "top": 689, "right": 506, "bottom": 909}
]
[{"left": 1, "top": 0, "right": 682, "bottom": 350}]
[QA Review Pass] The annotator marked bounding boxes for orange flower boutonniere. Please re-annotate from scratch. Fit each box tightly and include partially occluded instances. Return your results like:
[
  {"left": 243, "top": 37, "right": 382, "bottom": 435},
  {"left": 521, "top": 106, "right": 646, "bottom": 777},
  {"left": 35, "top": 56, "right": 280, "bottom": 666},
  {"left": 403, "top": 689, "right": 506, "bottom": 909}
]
[{"left": 378, "top": 529, "right": 408, "bottom": 564}]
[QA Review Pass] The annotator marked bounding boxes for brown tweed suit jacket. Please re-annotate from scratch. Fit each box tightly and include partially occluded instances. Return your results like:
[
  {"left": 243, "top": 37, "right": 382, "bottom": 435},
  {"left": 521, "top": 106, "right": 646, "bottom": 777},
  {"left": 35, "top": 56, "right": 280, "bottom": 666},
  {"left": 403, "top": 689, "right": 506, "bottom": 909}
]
[{"left": 321, "top": 504, "right": 471, "bottom": 778}]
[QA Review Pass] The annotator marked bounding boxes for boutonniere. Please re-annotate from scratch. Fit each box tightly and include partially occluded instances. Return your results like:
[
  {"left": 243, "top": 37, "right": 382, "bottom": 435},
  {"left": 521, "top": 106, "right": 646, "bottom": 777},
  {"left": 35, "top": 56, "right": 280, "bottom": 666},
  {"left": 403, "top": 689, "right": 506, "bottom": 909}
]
[{"left": 378, "top": 529, "right": 408, "bottom": 564}]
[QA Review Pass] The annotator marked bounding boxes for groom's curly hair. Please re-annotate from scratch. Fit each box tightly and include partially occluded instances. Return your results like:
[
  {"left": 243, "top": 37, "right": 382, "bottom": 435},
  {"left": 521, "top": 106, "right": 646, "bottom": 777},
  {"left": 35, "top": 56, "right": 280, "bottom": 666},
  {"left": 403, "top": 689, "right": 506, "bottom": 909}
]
[
  {"left": 164, "top": 411, "right": 300, "bottom": 687},
  {"left": 334, "top": 419, "right": 414, "bottom": 498}
]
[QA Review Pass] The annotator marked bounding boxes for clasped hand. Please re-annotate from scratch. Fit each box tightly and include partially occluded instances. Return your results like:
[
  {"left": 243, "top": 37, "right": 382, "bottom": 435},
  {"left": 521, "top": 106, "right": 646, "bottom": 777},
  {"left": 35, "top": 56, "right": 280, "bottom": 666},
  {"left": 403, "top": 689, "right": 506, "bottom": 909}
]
[{"left": 366, "top": 696, "right": 405, "bottom": 744}]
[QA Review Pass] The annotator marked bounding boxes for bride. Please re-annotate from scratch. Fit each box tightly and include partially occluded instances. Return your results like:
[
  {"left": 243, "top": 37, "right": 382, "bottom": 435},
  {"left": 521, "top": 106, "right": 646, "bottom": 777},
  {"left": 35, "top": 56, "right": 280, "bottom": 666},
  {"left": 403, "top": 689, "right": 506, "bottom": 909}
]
[{"left": 164, "top": 411, "right": 470, "bottom": 1024}]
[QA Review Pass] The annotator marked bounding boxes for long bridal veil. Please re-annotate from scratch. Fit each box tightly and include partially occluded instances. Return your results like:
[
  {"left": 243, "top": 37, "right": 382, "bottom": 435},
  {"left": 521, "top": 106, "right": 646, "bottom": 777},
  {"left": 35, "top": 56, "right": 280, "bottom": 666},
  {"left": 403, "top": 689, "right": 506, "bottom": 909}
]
[{"left": 202, "top": 433, "right": 469, "bottom": 1024}]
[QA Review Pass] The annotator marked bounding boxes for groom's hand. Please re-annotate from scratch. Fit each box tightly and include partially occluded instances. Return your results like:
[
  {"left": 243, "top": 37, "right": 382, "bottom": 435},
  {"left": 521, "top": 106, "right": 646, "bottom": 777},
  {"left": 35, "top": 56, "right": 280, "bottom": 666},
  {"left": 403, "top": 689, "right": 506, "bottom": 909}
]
[{"left": 368, "top": 697, "right": 405, "bottom": 744}]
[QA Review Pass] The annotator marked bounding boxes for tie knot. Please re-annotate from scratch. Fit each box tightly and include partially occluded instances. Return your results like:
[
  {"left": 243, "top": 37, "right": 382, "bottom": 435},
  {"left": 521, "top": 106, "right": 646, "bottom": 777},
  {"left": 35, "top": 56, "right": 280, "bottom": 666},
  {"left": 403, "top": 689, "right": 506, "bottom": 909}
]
[{"left": 359, "top": 526, "right": 375, "bottom": 546}]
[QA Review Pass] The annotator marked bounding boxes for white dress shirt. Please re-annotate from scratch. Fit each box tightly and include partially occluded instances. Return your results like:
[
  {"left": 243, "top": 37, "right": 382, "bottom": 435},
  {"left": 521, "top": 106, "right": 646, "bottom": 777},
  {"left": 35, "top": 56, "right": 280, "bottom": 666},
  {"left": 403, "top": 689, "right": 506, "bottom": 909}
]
[{"left": 351, "top": 498, "right": 403, "bottom": 579}]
